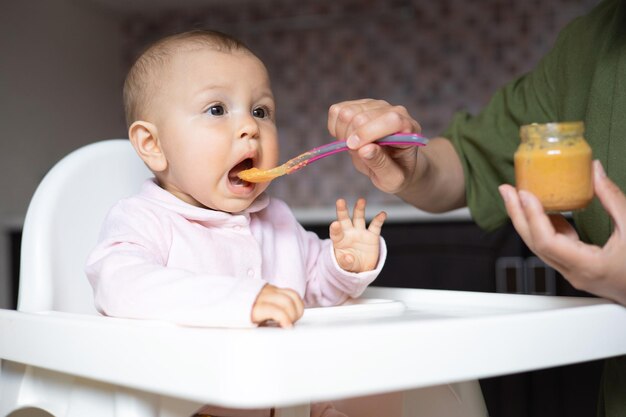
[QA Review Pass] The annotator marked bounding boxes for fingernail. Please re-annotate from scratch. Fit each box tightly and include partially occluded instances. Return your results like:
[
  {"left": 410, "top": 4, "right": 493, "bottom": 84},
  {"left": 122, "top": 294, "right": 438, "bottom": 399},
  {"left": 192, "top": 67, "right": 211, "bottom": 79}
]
[
  {"left": 594, "top": 160, "right": 606, "bottom": 178},
  {"left": 347, "top": 134, "right": 360, "bottom": 149}
]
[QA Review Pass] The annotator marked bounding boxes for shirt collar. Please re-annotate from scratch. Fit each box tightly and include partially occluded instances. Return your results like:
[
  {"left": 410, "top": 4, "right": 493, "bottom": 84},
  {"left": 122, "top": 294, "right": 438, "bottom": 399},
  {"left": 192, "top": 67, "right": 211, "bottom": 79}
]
[{"left": 138, "top": 178, "right": 270, "bottom": 223}]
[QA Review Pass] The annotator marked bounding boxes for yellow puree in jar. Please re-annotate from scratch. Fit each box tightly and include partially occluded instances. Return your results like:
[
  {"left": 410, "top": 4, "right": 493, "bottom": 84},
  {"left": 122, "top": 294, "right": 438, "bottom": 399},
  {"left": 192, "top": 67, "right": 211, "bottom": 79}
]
[{"left": 514, "top": 124, "right": 593, "bottom": 212}]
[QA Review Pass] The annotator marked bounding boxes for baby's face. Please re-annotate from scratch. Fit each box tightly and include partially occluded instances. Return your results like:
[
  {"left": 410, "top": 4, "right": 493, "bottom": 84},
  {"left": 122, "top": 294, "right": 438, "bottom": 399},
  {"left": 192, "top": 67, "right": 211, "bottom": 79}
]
[{"left": 153, "top": 48, "right": 279, "bottom": 213}]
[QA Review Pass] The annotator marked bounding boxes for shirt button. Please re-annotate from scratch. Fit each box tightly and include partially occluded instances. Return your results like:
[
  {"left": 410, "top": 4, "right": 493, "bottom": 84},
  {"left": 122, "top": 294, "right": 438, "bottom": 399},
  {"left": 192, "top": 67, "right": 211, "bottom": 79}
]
[{"left": 247, "top": 268, "right": 254, "bottom": 277}]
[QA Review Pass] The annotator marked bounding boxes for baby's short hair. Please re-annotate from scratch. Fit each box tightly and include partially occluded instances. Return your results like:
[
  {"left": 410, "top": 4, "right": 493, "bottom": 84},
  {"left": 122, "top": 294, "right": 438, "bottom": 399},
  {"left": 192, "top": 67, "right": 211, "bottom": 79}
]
[{"left": 123, "top": 30, "right": 252, "bottom": 128}]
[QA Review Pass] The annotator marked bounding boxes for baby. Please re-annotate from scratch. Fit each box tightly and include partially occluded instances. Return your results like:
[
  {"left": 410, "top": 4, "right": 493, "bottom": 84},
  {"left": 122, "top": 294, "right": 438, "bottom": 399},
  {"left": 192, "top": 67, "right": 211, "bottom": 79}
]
[{"left": 85, "top": 30, "right": 386, "bottom": 416}]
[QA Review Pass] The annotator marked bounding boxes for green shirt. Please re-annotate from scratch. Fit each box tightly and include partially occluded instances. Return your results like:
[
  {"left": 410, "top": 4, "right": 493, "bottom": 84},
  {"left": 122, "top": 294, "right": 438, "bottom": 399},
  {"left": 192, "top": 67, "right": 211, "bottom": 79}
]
[{"left": 442, "top": 0, "right": 626, "bottom": 415}]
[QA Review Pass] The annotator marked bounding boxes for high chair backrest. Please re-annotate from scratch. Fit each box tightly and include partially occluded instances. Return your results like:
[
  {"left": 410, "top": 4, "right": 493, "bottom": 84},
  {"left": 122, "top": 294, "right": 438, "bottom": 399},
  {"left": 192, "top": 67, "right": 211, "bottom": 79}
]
[{"left": 19, "top": 139, "right": 152, "bottom": 314}]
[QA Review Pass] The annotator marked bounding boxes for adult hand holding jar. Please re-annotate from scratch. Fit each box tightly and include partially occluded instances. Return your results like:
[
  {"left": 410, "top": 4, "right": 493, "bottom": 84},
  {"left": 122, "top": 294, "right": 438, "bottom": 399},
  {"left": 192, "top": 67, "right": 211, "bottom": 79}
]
[
  {"left": 500, "top": 121, "right": 626, "bottom": 305},
  {"left": 499, "top": 160, "right": 626, "bottom": 306}
]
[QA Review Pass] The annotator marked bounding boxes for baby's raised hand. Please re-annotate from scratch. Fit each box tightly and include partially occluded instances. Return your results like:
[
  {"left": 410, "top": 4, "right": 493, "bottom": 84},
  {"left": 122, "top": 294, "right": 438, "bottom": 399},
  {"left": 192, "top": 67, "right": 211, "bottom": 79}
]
[
  {"left": 330, "top": 198, "right": 386, "bottom": 273},
  {"left": 251, "top": 284, "right": 304, "bottom": 328}
]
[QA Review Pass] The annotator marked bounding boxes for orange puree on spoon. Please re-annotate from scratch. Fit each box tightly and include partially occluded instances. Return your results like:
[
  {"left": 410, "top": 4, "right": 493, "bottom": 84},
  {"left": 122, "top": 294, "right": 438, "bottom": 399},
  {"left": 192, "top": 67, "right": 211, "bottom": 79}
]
[{"left": 238, "top": 166, "right": 289, "bottom": 183}]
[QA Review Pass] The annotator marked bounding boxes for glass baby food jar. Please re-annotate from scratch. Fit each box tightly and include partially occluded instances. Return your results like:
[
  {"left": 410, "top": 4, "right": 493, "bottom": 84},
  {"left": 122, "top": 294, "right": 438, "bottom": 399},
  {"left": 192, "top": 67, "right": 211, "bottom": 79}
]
[{"left": 514, "top": 121, "right": 593, "bottom": 212}]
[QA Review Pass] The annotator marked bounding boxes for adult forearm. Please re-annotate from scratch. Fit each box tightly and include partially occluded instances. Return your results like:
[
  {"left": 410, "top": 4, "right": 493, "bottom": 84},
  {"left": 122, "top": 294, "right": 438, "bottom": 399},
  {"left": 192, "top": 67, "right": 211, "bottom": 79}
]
[{"left": 396, "top": 137, "right": 466, "bottom": 212}]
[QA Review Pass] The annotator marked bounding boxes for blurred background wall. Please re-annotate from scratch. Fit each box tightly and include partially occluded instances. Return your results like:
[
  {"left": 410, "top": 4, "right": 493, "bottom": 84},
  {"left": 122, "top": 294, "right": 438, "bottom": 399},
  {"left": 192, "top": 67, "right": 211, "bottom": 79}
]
[{"left": 117, "top": 0, "right": 598, "bottom": 207}]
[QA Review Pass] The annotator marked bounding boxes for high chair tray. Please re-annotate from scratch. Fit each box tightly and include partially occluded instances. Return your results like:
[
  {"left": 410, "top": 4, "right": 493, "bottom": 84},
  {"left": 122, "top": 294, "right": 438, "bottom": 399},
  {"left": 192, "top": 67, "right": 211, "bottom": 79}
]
[{"left": 1, "top": 287, "right": 625, "bottom": 408}]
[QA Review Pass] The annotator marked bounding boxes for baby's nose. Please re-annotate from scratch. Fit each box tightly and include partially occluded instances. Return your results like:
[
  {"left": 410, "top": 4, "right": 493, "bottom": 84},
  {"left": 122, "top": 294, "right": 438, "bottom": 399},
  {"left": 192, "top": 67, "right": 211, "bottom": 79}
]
[{"left": 237, "top": 115, "right": 260, "bottom": 139}]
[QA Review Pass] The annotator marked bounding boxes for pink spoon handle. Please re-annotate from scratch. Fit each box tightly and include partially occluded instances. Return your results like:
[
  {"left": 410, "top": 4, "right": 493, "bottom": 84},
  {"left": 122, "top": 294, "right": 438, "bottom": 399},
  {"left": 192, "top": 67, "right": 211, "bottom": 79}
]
[{"left": 287, "top": 133, "right": 428, "bottom": 170}]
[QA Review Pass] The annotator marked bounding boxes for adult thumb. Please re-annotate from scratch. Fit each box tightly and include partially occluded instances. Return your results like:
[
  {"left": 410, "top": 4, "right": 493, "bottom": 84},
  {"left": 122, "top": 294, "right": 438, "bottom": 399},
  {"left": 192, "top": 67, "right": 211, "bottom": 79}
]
[{"left": 359, "top": 144, "right": 391, "bottom": 173}]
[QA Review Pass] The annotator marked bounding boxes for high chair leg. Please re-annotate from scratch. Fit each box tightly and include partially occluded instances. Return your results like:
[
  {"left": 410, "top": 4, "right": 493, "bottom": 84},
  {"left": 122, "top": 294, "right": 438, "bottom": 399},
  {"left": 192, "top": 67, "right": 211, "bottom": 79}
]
[
  {"left": 274, "top": 403, "right": 310, "bottom": 417},
  {"left": 0, "top": 360, "right": 203, "bottom": 417},
  {"left": 401, "top": 381, "right": 488, "bottom": 417}
]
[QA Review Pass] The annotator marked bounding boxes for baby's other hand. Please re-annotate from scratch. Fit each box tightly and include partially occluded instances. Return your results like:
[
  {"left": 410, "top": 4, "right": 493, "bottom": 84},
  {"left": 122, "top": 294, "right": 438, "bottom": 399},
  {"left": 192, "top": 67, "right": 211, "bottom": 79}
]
[
  {"left": 330, "top": 198, "right": 386, "bottom": 273},
  {"left": 252, "top": 284, "right": 304, "bottom": 328}
]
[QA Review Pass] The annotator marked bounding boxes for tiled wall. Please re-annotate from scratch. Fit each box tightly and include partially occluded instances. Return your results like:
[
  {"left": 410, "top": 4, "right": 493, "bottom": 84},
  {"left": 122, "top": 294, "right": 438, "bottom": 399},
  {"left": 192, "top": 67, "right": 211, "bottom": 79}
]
[{"left": 122, "top": 0, "right": 598, "bottom": 208}]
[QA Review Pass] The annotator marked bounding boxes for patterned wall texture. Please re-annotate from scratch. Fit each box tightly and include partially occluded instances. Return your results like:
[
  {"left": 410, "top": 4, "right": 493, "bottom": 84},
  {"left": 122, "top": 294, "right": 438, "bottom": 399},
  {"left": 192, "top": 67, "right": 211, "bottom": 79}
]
[{"left": 121, "top": 0, "right": 599, "bottom": 208}]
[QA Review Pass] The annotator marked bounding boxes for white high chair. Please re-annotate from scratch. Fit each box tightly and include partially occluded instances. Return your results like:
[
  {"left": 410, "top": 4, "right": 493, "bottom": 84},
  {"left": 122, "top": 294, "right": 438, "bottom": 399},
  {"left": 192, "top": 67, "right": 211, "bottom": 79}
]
[{"left": 0, "top": 139, "right": 488, "bottom": 417}]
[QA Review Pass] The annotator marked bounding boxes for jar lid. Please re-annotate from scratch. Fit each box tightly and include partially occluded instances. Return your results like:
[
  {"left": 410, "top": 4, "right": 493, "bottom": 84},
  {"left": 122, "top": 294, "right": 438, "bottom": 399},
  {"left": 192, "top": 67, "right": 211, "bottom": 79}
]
[{"left": 520, "top": 121, "right": 584, "bottom": 137}]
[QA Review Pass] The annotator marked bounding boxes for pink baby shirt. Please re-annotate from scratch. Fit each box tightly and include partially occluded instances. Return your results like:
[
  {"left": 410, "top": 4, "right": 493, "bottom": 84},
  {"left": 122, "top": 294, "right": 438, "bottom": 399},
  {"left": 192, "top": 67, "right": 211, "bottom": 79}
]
[{"left": 85, "top": 179, "right": 387, "bottom": 327}]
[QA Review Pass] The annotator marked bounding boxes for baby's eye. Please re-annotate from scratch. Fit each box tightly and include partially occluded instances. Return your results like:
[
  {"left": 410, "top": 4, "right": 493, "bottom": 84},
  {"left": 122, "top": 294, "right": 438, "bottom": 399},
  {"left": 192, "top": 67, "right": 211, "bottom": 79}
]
[
  {"left": 252, "top": 107, "right": 269, "bottom": 119},
  {"left": 207, "top": 105, "right": 225, "bottom": 116}
]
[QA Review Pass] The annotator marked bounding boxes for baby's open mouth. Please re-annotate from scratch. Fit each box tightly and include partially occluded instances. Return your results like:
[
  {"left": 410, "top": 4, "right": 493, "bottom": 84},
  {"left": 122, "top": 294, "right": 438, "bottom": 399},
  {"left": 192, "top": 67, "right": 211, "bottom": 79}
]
[{"left": 228, "top": 158, "right": 254, "bottom": 187}]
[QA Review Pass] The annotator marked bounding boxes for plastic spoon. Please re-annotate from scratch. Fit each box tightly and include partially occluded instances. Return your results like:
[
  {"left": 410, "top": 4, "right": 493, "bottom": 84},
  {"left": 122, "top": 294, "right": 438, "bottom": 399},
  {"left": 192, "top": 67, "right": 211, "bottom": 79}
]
[{"left": 237, "top": 133, "right": 428, "bottom": 183}]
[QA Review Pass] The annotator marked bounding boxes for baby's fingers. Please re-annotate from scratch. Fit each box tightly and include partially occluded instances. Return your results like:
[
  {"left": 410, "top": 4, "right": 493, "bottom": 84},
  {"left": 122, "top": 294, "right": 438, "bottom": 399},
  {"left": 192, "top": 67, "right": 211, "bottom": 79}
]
[
  {"left": 352, "top": 198, "right": 367, "bottom": 229},
  {"left": 269, "top": 307, "right": 295, "bottom": 328},
  {"left": 335, "top": 198, "right": 352, "bottom": 226},
  {"left": 367, "top": 211, "right": 387, "bottom": 235},
  {"left": 272, "top": 289, "right": 304, "bottom": 326},
  {"left": 329, "top": 220, "right": 345, "bottom": 243},
  {"left": 252, "top": 286, "right": 304, "bottom": 328},
  {"left": 282, "top": 288, "right": 305, "bottom": 319}
]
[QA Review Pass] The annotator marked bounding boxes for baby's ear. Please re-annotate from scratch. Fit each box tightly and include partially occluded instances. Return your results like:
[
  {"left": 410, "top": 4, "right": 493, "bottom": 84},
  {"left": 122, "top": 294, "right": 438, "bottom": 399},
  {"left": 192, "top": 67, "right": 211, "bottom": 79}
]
[{"left": 128, "top": 121, "right": 167, "bottom": 172}]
